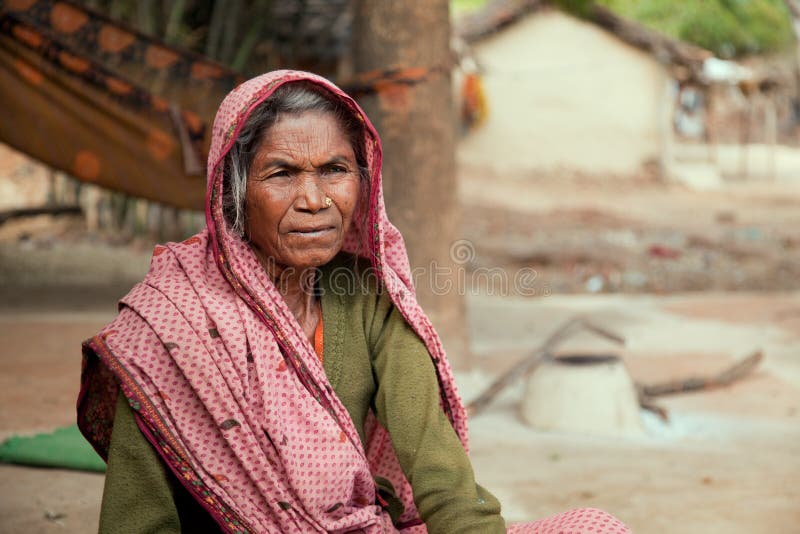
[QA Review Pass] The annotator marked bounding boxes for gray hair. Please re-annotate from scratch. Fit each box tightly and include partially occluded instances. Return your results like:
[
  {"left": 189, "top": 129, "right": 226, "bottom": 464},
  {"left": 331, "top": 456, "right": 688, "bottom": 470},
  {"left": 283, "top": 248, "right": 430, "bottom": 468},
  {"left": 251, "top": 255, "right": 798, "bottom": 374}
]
[{"left": 222, "top": 81, "right": 370, "bottom": 237}]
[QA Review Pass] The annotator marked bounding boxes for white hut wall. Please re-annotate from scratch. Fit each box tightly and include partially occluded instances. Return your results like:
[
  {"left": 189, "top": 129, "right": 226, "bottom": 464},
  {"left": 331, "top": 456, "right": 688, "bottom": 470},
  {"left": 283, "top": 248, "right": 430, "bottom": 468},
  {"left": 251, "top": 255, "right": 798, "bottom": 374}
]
[{"left": 458, "top": 10, "right": 673, "bottom": 178}]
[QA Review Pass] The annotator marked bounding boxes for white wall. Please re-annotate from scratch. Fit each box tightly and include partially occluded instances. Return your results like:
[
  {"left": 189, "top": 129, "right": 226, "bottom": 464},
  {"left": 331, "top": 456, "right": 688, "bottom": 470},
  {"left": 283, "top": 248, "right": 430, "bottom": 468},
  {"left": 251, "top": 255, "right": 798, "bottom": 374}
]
[{"left": 458, "top": 9, "right": 672, "bottom": 177}]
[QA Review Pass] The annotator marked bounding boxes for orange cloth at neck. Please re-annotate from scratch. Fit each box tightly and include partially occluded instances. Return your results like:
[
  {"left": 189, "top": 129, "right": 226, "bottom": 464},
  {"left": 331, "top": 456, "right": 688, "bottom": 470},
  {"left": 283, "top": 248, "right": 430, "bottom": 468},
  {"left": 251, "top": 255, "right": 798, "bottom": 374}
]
[{"left": 313, "top": 300, "right": 324, "bottom": 362}]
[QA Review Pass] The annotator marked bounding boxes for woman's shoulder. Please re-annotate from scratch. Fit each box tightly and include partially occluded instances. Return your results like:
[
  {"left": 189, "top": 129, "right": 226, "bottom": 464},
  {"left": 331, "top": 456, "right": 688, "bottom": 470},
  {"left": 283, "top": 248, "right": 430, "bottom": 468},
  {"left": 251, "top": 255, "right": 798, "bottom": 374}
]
[
  {"left": 144, "top": 230, "right": 211, "bottom": 281},
  {"left": 116, "top": 230, "right": 235, "bottom": 336}
]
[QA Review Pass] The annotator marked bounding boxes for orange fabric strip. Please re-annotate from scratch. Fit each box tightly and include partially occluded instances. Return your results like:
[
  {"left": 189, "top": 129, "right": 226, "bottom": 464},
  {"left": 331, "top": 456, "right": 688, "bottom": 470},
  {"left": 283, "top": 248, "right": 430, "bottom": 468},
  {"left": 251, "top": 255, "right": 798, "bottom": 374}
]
[{"left": 313, "top": 300, "right": 324, "bottom": 363}]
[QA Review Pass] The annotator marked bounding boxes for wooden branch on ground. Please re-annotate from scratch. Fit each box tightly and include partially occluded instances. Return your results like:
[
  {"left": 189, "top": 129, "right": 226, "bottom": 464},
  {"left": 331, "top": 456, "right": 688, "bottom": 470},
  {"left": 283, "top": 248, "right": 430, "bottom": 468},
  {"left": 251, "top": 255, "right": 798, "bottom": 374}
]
[
  {"left": 467, "top": 317, "right": 626, "bottom": 416},
  {"left": 638, "top": 350, "right": 763, "bottom": 398},
  {"left": 638, "top": 393, "right": 670, "bottom": 422},
  {"left": 581, "top": 321, "right": 626, "bottom": 346},
  {"left": 0, "top": 205, "right": 82, "bottom": 225}
]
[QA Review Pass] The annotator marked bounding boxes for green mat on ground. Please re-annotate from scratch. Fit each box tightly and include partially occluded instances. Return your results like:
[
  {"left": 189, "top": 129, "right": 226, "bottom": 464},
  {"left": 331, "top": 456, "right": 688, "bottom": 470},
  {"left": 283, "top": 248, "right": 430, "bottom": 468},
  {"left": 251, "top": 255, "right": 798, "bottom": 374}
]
[{"left": 0, "top": 424, "right": 106, "bottom": 473}]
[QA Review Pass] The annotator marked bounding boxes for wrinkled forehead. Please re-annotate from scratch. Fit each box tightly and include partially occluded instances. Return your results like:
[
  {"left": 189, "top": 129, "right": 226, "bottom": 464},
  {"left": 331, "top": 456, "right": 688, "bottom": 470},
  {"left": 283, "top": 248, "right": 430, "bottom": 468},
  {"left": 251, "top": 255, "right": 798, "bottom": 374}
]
[
  {"left": 251, "top": 112, "right": 359, "bottom": 160},
  {"left": 208, "top": 71, "right": 378, "bottom": 180}
]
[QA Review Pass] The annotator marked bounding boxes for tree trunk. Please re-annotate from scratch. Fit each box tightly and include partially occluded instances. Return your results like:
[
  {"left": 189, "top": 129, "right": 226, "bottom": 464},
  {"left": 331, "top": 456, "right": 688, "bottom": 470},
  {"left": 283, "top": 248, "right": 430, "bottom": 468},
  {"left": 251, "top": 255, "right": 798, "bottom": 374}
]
[
  {"left": 352, "top": 2, "right": 471, "bottom": 369},
  {"left": 784, "top": 0, "right": 800, "bottom": 143}
]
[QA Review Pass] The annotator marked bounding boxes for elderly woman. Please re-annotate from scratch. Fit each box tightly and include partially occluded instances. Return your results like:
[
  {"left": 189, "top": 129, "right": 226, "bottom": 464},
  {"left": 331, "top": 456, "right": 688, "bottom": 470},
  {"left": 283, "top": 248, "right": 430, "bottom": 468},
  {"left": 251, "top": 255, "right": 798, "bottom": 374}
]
[{"left": 78, "top": 70, "right": 630, "bottom": 533}]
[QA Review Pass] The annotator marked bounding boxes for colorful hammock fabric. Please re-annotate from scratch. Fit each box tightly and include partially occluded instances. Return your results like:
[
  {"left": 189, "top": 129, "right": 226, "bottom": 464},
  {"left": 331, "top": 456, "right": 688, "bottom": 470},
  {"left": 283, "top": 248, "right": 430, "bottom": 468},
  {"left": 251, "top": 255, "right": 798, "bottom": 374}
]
[{"left": 0, "top": 0, "right": 242, "bottom": 208}]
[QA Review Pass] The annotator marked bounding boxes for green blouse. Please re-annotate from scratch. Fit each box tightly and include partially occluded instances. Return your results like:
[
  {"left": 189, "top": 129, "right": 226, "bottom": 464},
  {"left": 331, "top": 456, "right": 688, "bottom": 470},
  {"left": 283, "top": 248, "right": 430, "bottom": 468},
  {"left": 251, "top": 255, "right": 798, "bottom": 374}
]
[{"left": 99, "top": 254, "right": 506, "bottom": 533}]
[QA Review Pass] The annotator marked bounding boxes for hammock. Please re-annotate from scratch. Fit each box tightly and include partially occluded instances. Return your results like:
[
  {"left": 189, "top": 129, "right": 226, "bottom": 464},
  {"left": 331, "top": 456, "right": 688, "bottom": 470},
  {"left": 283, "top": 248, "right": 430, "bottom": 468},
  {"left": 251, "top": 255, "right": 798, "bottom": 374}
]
[{"left": 0, "top": 0, "right": 244, "bottom": 209}]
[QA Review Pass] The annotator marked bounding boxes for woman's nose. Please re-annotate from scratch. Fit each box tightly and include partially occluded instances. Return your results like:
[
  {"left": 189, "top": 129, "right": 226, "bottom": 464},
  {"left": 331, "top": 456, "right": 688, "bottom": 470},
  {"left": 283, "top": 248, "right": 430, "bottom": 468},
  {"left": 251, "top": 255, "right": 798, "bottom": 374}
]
[{"left": 294, "top": 173, "right": 326, "bottom": 213}]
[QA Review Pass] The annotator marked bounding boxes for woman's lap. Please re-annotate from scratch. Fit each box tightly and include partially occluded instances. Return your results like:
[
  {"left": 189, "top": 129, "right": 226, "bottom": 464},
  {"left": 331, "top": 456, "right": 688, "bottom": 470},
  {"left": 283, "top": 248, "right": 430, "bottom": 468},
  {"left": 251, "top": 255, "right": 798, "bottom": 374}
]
[{"left": 506, "top": 507, "right": 631, "bottom": 534}]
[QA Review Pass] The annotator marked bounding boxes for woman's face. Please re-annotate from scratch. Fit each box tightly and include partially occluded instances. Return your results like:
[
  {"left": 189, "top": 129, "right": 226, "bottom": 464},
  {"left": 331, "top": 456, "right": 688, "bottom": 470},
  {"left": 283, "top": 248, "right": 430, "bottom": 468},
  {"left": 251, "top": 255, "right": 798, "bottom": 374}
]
[{"left": 244, "top": 110, "right": 361, "bottom": 271}]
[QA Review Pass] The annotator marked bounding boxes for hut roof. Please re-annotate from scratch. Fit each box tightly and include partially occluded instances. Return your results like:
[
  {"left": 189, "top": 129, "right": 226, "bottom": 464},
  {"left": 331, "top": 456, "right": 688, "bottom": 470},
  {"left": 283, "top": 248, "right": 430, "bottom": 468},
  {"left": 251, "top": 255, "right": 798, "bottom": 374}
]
[{"left": 455, "top": 0, "right": 713, "bottom": 83}]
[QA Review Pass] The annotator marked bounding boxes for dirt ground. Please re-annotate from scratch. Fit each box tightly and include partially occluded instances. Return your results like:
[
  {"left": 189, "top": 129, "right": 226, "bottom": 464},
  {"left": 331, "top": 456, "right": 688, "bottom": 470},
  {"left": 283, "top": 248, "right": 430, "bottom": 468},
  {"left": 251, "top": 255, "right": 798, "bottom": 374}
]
[
  {"left": 460, "top": 163, "right": 800, "bottom": 294},
  {"left": 0, "top": 293, "right": 798, "bottom": 534},
  {"left": 462, "top": 291, "right": 800, "bottom": 533},
  {"left": 1, "top": 155, "right": 799, "bottom": 532}
]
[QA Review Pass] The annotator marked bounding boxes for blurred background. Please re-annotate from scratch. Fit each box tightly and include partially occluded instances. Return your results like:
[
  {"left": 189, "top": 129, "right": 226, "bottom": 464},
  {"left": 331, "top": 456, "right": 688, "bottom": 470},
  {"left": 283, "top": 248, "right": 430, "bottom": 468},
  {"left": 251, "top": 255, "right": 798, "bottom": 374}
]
[{"left": 1, "top": 0, "right": 799, "bottom": 532}]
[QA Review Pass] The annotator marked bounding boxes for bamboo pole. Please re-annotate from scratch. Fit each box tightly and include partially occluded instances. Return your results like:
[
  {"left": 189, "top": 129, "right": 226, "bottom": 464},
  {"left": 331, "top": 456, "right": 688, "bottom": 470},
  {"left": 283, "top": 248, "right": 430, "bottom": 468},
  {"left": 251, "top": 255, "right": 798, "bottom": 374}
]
[
  {"left": 232, "top": 0, "right": 271, "bottom": 72},
  {"left": 219, "top": 0, "right": 244, "bottom": 65},
  {"left": 164, "top": 0, "right": 189, "bottom": 45},
  {"left": 205, "top": 0, "right": 227, "bottom": 59}
]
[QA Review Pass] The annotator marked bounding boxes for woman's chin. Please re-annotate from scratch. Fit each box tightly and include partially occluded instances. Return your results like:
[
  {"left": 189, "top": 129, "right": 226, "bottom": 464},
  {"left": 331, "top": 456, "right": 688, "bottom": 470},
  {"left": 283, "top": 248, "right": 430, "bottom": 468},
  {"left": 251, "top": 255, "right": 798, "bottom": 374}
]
[{"left": 282, "top": 245, "right": 342, "bottom": 270}]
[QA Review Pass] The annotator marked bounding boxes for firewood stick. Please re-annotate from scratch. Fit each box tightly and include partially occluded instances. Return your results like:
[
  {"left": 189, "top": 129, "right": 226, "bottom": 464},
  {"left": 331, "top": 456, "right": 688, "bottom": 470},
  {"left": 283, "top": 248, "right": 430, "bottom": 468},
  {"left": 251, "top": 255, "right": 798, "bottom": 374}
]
[
  {"left": 639, "top": 351, "right": 763, "bottom": 397},
  {"left": 638, "top": 393, "right": 670, "bottom": 422},
  {"left": 582, "top": 321, "right": 627, "bottom": 346}
]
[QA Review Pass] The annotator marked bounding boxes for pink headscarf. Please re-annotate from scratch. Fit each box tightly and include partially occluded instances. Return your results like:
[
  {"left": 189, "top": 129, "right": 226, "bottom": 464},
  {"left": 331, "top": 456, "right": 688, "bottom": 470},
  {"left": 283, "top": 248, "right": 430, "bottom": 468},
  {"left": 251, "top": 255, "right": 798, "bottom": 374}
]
[{"left": 78, "top": 70, "right": 468, "bottom": 533}]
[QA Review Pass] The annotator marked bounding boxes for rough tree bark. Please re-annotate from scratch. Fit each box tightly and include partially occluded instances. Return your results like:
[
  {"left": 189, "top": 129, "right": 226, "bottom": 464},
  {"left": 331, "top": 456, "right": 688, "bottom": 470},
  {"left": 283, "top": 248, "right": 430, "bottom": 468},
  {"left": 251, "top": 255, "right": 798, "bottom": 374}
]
[
  {"left": 785, "top": 0, "right": 800, "bottom": 143},
  {"left": 352, "top": 1, "right": 471, "bottom": 369}
]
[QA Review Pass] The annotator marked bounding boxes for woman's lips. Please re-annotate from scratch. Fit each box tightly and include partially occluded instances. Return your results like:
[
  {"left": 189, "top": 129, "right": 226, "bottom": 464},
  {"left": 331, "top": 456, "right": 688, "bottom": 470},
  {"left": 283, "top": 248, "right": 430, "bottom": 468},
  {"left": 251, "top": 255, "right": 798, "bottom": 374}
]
[{"left": 288, "top": 226, "right": 335, "bottom": 237}]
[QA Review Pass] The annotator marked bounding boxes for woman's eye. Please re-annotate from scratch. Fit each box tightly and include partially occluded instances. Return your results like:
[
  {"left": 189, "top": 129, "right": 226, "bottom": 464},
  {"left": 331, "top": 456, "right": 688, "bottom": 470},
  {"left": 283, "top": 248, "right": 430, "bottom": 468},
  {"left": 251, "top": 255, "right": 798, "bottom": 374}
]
[
  {"left": 266, "top": 170, "right": 290, "bottom": 179},
  {"left": 324, "top": 165, "right": 348, "bottom": 175}
]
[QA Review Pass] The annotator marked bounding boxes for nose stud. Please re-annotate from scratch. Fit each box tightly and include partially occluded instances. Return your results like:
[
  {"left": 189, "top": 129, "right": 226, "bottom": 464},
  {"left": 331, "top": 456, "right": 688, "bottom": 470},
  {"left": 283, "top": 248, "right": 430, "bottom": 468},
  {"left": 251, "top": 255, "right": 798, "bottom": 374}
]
[{"left": 324, "top": 197, "right": 333, "bottom": 208}]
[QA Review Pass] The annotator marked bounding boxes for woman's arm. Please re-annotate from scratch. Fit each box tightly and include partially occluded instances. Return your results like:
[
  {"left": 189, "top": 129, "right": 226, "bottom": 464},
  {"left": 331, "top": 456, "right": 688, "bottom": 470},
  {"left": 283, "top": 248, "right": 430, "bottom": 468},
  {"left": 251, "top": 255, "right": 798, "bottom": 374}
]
[
  {"left": 99, "top": 392, "right": 182, "bottom": 533},
  {"left": 369, "top": 294, "right": 506, "bottom": 534},
  {"left": 99, "top": 392, "right": 217, "bottom": 533}
]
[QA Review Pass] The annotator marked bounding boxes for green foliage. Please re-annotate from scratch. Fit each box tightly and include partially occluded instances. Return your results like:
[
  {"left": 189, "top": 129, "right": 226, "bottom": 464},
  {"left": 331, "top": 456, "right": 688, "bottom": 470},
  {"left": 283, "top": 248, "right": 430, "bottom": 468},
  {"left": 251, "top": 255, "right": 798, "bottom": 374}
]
[
  {"left": 595, "top": 0, "right": 795, "bottom": 58},
  {"left": 550, "top": 0, "right": 594, "bottom": 17},
  {"left": 451, "top": 0, "right": 490, "bottom": 15}
]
